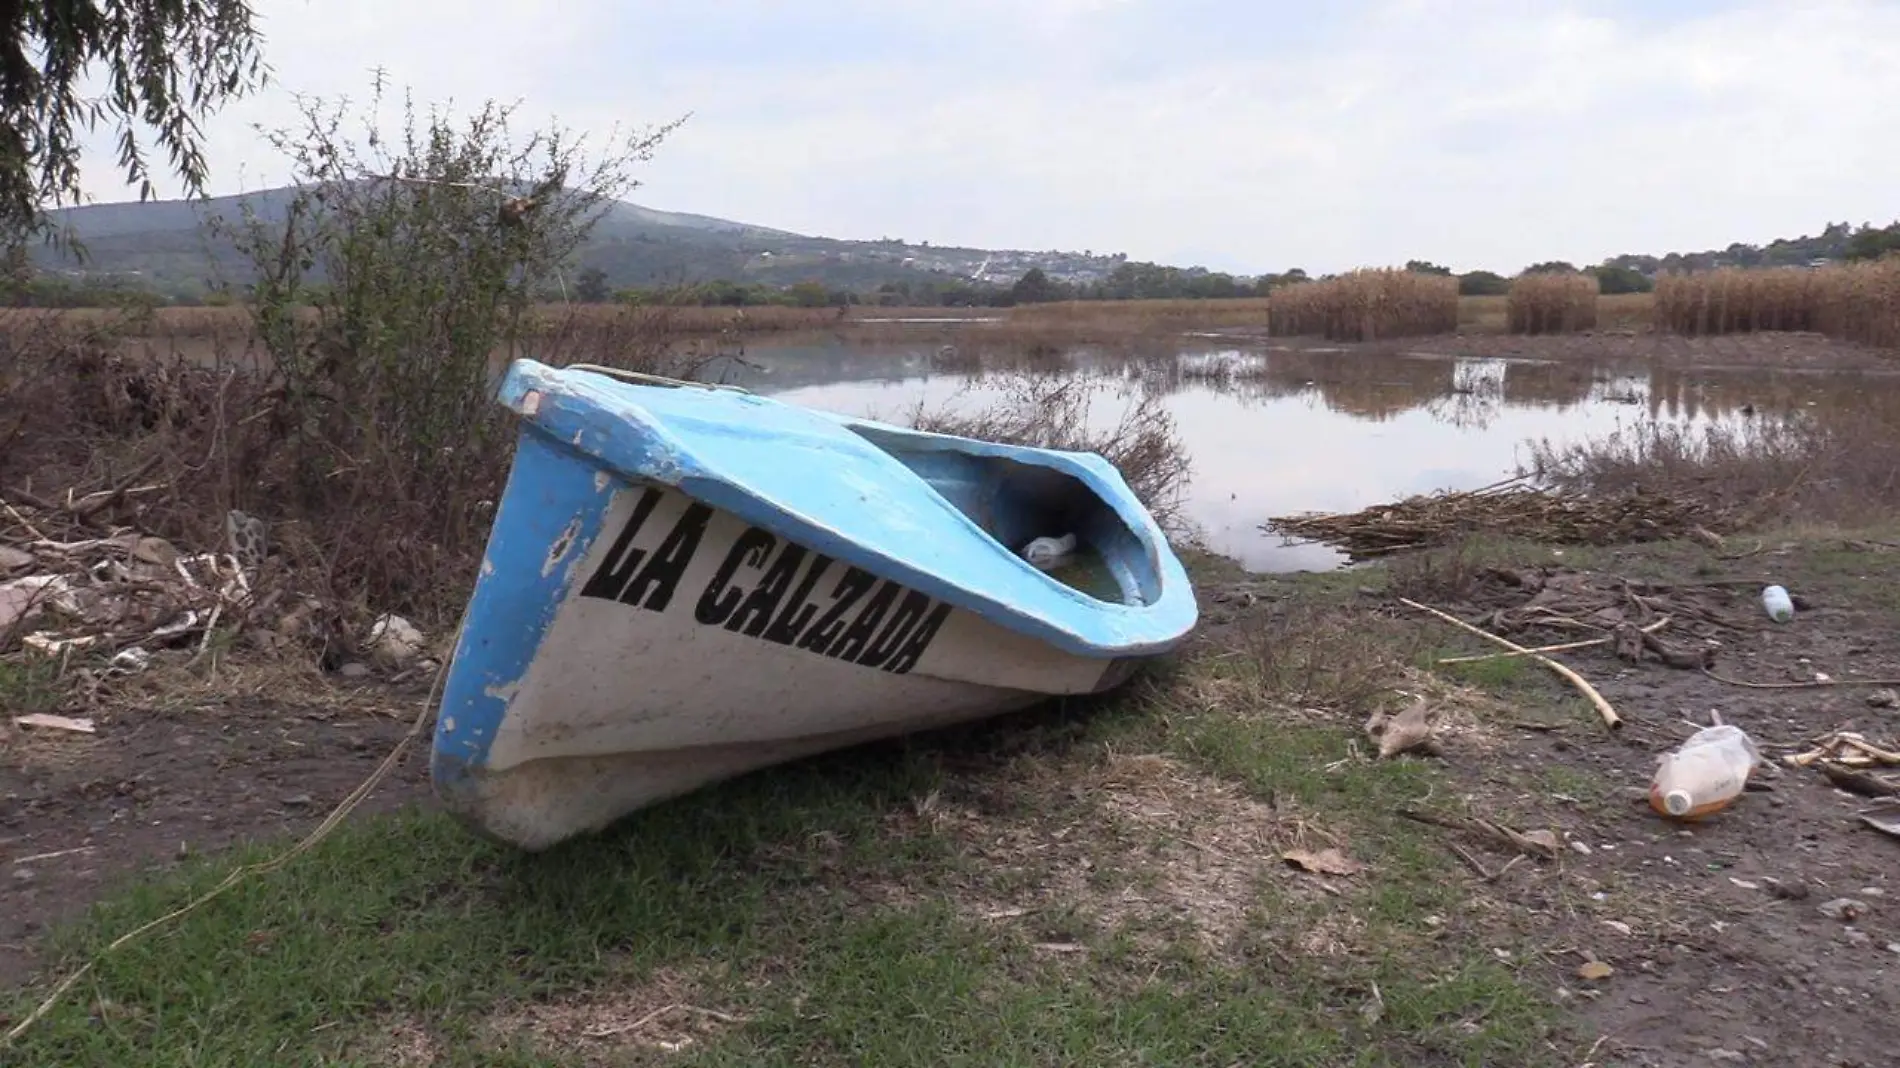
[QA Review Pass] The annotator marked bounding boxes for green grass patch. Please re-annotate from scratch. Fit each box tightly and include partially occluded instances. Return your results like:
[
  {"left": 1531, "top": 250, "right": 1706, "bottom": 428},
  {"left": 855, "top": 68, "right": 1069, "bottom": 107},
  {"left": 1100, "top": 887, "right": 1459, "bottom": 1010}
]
[{"left": 4, "top": 569, "right": 1572, "bottom": 1067}]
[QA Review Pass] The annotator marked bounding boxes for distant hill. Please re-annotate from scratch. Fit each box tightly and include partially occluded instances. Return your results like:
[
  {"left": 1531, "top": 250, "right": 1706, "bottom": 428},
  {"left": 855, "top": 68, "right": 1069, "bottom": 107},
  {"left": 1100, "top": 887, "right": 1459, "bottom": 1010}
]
[{"left": 27, "top": 185, "right": 1134, "bottom": 301}]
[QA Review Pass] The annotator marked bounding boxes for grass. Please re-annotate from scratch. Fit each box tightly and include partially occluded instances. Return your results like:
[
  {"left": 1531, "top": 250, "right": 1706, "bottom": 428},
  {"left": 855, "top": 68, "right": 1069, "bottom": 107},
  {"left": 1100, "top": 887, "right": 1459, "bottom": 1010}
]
[
  {"left": 2, "top": 563, "right": 1570, "bottom": 1067},
  {"left": 1505, "top": 273, "right": 1599, "bottom": 335}
]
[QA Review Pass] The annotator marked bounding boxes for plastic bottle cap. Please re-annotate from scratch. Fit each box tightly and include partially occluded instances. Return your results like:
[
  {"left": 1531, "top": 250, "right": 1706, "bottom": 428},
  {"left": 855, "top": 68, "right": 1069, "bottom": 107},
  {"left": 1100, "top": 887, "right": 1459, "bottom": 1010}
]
[{"left": 1664, "top": 789, "right": 1693, "bottom": 816}]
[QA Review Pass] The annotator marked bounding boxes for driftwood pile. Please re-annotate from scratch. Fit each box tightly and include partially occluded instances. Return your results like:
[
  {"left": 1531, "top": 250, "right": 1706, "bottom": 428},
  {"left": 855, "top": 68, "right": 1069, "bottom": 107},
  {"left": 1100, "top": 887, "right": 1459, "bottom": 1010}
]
[
  {"left": 0, "top": 484, "right": 273, "bottom": 671},
  {"left": 1265, "top": 477, "right": 1728, "bottom": 560}
]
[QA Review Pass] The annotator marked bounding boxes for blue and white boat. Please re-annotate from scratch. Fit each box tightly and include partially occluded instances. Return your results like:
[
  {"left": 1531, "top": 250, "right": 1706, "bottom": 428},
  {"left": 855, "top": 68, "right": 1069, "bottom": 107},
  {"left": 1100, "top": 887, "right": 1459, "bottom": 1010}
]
[{"left": 430, "top": 358, "right": 1199, "bottom": 850}]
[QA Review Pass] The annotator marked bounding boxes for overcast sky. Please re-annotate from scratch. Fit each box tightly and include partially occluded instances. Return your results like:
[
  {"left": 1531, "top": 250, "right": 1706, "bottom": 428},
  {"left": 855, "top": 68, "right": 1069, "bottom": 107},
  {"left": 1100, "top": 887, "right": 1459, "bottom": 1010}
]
[{"left": 69, "top": 0, "right": 1900, "bottom": 277}]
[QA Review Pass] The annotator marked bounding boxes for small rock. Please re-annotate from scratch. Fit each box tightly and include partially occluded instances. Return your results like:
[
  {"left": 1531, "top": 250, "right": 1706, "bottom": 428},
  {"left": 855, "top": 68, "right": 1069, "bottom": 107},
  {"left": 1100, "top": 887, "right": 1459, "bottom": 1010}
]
[
  {"left": 1705, "top": 1051, "right": 1746, "bottom": 1064},
  {"left": 1867, "top": 689, "right": 1900, "bottom": 709},
  {"left": 1859, "top": 887, "right": 1886, "bottom": 898},
  {"left": 280, "top": 793, "right": 314, "bottom": 808},
  {"left": 1571, "top": 840, "right": 1593, "bottom": 856},
  {"left": 1764, "top": 877, "right": 1810, "bottom": 901},
  {"left": 1820, "top": 897, "right": 1868, "bottom": 922},
  {"left": 11, "top": 867, "right": 33, "bottom": 884},
  {"left": 338, "top": 661, "right": 371, "bottom": 679},
  {"left": 1844, "top": 928, "right": 1873, "bottom": 948},
  {"left": 1886, "top": 942, "right": 1900, "bottom": 955}
]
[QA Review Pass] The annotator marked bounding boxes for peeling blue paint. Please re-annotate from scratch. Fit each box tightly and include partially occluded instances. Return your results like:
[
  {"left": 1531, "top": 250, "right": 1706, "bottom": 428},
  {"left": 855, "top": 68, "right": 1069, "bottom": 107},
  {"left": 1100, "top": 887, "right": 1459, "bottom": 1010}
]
[
  {"left": 430, "top": 426, "right": 616, "bottom": 802},
  {"left": 433, "top": 359, "right": 1201, "bottom": 818}
]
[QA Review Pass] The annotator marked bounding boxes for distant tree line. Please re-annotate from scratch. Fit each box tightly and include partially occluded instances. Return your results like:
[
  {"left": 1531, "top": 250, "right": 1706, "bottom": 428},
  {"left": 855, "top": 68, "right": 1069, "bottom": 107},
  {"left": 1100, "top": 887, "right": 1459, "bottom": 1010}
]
[{"left": 12, "top": 219, "right": 1900, "bottom": 310}]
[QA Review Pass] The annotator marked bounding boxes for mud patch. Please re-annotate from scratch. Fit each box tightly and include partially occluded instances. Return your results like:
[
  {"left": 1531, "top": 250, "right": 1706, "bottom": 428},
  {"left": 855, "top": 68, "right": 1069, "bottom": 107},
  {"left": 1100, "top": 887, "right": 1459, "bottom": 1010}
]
[{"left": 0, "top": 667, "right": 432, "bottom": 987}]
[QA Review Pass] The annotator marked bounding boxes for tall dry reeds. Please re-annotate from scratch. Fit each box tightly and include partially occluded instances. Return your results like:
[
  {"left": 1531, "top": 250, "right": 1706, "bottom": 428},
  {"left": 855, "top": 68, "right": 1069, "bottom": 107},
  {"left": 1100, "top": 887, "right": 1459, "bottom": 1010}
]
[
  {"left": 1266, "top": 269, "right": 1460, "bottom": 342},
  {"left": 1654, "top": 267, "right": 1820, "bottom": 335},
  {"left": 1654, "top": 260, "right": 1900, "bottom": 348},
  {"left": 1506, "top": 272, "right": 1599, "bottom": 335}
]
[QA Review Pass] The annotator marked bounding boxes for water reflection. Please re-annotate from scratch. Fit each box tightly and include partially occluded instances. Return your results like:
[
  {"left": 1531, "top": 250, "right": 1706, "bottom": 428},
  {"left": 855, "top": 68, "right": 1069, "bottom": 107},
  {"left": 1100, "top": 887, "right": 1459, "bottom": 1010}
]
[{"left": 727, "top": 339, "right": 1898, "bottom": 572}]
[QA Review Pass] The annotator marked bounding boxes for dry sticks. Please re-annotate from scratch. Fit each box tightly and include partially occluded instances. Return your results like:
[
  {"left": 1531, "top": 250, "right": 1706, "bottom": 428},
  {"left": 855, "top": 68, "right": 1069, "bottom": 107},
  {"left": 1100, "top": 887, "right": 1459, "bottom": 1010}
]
[
  {"left": 1400, "top": 597, "right": 1624, "bottom": 731},
  {"left": 1265, "top": 480, "right": 1724, "bottom": 560}
]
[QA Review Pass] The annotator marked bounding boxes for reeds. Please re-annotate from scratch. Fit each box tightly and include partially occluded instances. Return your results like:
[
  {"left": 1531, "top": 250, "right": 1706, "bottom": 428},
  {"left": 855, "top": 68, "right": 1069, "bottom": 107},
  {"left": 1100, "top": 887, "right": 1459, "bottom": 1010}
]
[
  {"left": 1266, "top": 269, "right": 1460, "bottom": 342},
  {"left": 1653, "top": 259, "right": 1900, "bottom": 348},
  {"left": 1505, "top": 272, "right": 1599, "bottom": 335}
]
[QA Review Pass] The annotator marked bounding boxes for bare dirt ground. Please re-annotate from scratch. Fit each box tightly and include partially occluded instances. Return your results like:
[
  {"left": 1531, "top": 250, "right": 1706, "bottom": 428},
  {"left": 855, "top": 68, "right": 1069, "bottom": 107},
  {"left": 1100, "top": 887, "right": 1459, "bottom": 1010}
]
[
  {"left": 0, "top": 677, "right": 433, "bottom": 987},
  {"left": 1195, "top": 533, "right": 1900, "bottom": 1068}
]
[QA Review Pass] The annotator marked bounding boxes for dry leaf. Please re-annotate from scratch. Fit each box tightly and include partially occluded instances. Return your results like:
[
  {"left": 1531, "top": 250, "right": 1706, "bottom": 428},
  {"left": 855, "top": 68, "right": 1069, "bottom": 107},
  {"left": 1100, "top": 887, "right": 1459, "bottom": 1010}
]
[
  {"left": 1518, "top": 829, "right": 1560, "bottom": 855},
  {"left": 1577, "top": 960, "right": 1614, "bottom": 981},
  {"left": 1282, "top": 847, "right": 1365, "bottom": 877},
  {"left": 1370, "top": 697, "right": 1438, "bottom": 759}
]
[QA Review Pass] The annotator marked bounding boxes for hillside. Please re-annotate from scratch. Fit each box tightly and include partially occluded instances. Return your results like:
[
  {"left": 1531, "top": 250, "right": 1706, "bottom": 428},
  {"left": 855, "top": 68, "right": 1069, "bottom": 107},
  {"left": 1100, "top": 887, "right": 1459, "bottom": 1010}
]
[{"left": 28, "top": 185, "right": 1132, "bottom": 300}]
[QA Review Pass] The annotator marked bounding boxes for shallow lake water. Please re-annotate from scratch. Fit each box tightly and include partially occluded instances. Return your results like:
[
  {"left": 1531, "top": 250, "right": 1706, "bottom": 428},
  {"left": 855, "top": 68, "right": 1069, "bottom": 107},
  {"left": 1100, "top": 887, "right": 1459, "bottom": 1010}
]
[{"left": 717, "top": 336, "right": 1893, "bottom": 572}]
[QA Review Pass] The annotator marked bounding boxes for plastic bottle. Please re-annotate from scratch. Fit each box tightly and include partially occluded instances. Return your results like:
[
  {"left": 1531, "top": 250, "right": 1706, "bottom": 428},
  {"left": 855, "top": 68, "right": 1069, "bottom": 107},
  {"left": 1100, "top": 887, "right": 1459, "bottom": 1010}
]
[
  {"left": 1022, "top": 533, "right": 1078, "bottom": 571},
  {"left": 1762, "top": 585, "right": 1794, "bottom": 623},
  {"left": 1648, "top": 724, "right": 1761, "bottom": 820}
]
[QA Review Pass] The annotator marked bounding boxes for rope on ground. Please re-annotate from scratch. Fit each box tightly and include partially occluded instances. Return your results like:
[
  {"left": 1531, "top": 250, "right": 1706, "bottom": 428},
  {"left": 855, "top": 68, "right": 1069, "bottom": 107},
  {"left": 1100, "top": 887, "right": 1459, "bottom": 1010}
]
[{"left": 0, "top": 629, "right": 456, "bottom": 1050}]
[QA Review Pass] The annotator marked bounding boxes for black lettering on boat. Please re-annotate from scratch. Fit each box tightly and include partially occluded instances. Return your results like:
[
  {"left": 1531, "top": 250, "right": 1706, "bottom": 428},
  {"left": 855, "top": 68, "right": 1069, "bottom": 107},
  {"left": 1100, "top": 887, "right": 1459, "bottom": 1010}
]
[
  {"left": 881, "top": 602, "right": 952, "bottom": 675},
  {"left": 856, "top": 589, "right": 932, "bottom": 669},
  {"left": 579, "top": 487, "right": 664, "bottom": 602},
  {"left": 762, "top": 554, "right": 834, "bottom": 645},
  {"left": 694, "top": 527, "right": 777, "bottom": 626},
  {"left": 826, "top": 580, "right": 899, "bottom": 664},
  {"left": 616, "top": 501, "right": 712, "bottom": 612},
  {"left": 726, "top": 543, "right": 808, "bottom": 637},
  {"left": 795, "top": 567, "right": 876, "bottom": 654}
]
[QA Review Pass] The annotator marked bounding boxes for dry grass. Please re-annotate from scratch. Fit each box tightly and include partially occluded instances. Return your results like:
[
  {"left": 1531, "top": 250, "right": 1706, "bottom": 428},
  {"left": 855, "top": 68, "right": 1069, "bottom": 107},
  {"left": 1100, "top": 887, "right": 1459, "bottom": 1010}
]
[
  {"left": 1006, "top": 298, "right": 1274, "bottom": 333},
  {"left": 899, "top": 369, "right": 1194, "bottom": 534},
  {"left": 1461, "top": 292, "right": 1652, "bottom": 334},
  {"left": 1266, "top": 269, "right": 1460, "bottom": 342},
  {"left": 0, "top": 302, "right": 854, "bottom": 342},
  {"left": 1525, "top": 404, "right": 1900, "bottom": 528},
  {"left": 1655, "top": 260, "right": 1900, "bottom": 348},
  {"left": 1505, "top": 273, "right": 1600, "bottom": 335}
]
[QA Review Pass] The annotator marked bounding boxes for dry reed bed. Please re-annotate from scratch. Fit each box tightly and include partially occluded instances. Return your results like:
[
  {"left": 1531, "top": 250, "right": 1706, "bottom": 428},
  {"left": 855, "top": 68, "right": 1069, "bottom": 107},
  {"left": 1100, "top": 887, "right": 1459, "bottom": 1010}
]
[
  {"left": 1505, "top": 273, "right": 1599, "bottom": 335},
  {"left": 1655, "top": 260, "right": 1900, "bottom": 347},
  {"left": 1265, "top": 269, "right": 1460, "bottom": 342}
]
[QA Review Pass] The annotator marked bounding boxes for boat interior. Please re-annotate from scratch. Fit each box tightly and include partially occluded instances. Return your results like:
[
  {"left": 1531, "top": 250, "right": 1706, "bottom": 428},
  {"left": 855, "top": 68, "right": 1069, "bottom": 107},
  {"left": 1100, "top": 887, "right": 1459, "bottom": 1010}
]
[{"left": 842, "top": 423, "right": 1164, "bottom": 607}]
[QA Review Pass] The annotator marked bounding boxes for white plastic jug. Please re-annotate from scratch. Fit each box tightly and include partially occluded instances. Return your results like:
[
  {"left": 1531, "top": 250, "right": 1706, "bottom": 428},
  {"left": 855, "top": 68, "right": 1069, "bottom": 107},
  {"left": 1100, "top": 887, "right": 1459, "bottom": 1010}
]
[
  {"left": 1648, "top": 724, "right": 1760, "bottom": 819},
  {"left": 1762, "top": 585, "right": 1794, "bottom": 623}
]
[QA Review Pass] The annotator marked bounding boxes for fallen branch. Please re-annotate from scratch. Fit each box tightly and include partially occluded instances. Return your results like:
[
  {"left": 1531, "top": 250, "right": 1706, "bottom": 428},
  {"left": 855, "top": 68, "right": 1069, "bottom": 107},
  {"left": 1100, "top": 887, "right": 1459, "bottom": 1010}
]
[
  {"left": 1400, "top": 597, "right": 1622, "bottom": 730},
  {"left": 1435, "top": 617, "right": 1670, "bottom": 665},
  {"left": 1397, "top": 807, "right": 1560, "bottom": 861},
  {"left": 1817, "top": 762, "right": 1900, "bottom": 798}
]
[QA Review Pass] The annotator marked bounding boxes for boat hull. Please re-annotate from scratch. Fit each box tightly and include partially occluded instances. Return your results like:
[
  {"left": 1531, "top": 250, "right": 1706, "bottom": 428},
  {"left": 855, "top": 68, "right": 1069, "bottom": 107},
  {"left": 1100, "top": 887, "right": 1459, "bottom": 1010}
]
[{"left": 432, "top": 428, "right": 1145, "bottom": 851}]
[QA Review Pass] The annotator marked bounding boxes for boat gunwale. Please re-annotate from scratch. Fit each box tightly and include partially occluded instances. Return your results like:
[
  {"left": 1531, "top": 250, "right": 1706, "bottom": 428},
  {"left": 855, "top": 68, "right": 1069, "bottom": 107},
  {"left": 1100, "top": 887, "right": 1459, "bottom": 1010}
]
[{"left": 495, "top": 359, "right": 1199, "bottom": 658}]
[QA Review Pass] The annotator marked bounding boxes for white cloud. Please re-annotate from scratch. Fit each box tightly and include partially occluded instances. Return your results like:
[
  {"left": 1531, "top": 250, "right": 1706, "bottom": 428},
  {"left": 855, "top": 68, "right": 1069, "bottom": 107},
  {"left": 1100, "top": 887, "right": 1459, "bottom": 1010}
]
[{"left": 66, "top": 0, "right": 1900, "bottom": 275}]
